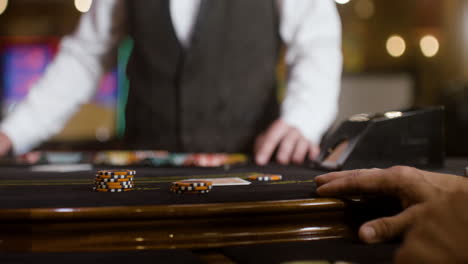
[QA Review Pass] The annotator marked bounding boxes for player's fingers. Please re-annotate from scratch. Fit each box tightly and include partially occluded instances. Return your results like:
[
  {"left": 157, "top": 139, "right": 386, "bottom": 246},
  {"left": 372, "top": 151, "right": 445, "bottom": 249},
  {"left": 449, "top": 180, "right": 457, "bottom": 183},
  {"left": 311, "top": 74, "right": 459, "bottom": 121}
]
[
  {"left": 316, "top": 168, "right": 401, "bottom": 197},
  {"left": 359, "top": 205, "right": 423, "bottom": 244},
  {"left": 394, "top": 229, "right": 446, "bottom": 264},
  {"left": 394, "top": 240, "right": 428, "bottom": 264},
  {"left": 315, "top": 168, "right": 380, "bottom": 187},
  {"left": 276, "top": 129, "right": 301, "bottom": 165},
  {"left": 255, "top": 121, "right": 290, "bottom": 165},
  {"left": 315, "top": 172, "right": 344, "bottom": 186},
  {"left": 308, "top": 143, "right": 320, "bottom": 160},
  {"left": 292, "top": 137, "right": 310, "bottom": 164}
]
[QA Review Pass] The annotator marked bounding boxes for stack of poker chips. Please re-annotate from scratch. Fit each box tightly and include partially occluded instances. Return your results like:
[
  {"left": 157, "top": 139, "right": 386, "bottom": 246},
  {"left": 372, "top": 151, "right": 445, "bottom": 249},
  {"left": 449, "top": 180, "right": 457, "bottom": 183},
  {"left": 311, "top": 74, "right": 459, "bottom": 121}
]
[
  {"left": 247, "top": 173, "right": 283, "bottom": 182},
  {"left": 94, "top": 169, "right": 136, "bottom": 192},
  {"left": 170, "top": 180, "right": 213, "bottom": 194}
]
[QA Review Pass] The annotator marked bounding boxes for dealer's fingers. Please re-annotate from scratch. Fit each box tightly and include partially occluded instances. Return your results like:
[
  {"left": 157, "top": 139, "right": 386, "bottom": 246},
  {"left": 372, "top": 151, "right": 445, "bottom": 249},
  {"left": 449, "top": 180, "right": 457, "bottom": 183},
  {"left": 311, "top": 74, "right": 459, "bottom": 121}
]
[
  {"left": 276, "top": 129, "right": 301, "bottom": 165},
  {"left": 255, "top": 121, "right": 289, "bottom": 165},
  {"left": 0, "top": 132, "right": 12, "bottom": 157},
  {"left": 309, "top": 143, "right": 320, "bottom": 160},
  {"left": 292, "top": 137, "right": 310, "bottom": 165}
]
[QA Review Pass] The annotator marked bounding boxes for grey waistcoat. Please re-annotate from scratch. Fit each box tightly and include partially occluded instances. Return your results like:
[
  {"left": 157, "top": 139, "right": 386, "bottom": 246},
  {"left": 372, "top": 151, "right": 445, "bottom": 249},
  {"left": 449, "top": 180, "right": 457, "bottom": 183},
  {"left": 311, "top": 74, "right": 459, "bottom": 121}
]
[{"left": 125, "top": 0, "right": 281, "bottom": 152}]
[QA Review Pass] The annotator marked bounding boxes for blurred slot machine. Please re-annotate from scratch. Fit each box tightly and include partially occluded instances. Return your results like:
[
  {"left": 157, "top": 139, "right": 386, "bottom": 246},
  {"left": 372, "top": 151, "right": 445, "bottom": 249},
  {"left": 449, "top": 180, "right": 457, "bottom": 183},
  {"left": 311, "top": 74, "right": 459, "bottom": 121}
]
[{"left": 0, "top": 37, "right": 118, "bottom": 143}]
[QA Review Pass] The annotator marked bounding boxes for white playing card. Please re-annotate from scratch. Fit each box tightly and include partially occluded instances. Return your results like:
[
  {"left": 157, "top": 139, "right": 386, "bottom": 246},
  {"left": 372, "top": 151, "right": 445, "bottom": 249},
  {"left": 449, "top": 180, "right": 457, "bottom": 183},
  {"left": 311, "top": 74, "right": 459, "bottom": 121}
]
[
  {"left": 186, "top": 177, "right": 251, "bottom": 186},
  {"left": 31, "top": 164, "right": 93, "bottom": 173}
]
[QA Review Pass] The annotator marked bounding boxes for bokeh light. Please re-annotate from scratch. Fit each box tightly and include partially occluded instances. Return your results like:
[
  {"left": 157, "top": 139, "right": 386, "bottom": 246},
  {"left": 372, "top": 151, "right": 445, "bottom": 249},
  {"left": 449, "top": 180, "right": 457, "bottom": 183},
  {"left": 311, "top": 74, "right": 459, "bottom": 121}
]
[
  {"left": 95, "top": 126, "right": 111, "bottom": 142},
  {"left": 74, "top": 0, "right": 93, "bottom": 13},
  {"left": 0, "top": 0, "right": 8, "bottom": 15},
  {"left": 420, "top": 35, "right": 440, "bottom": 58},
  {"left": 386, "top": 35, "right": 406, "bottom": 58},
  {"left": 384, "top": 111, "right": 403, "bottom": 119},
  {"left": 335, "top": 0, "right": 351, "bottom": 5},
  {"left": 355, "top": 0, "right": 375, "bottom": 20}
]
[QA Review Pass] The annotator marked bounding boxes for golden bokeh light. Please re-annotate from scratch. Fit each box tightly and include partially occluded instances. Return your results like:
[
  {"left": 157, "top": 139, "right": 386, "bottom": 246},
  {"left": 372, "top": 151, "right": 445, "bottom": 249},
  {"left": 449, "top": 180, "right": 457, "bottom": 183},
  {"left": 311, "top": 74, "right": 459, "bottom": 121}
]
[
  {"left": 420, "top": 35, "right": 439, "bottom": 58},
  {"left": 386, "top": 35, "right": 406, "bottom": 58},
  {"left": 74, "top": 0, "right": 93, "bottom": 13},
  {"left": 0, "top": 0, "right": 8, "bottom": 15},
  {"left": 335, "top": 0, "right": 351, "bottom": 5},
  {"left": 355, "top": 0, "right": 375, "bottom": 20}
]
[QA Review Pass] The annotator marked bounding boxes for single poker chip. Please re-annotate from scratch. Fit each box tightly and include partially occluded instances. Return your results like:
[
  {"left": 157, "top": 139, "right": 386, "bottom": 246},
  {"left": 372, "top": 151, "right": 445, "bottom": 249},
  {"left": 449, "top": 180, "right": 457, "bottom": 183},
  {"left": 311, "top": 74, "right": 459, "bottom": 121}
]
[
  {"left": 96, "top": 174, "right": 135, "bottom": 180},
  {"left": 96, "top": 177, "right": 133, "bottom": 183},
  {"left": 171, "top": 189, "right": 210, "bottom": 194},
  {"left": 95, "top": 187, "right": 134, "bottom": 191},
  {"left": 97, "top": 169, "right": 136, "bottom": 176},
  {"left": 95, "top": 186, "right": 134, "bottom": 190},
  {"left": 170, "top": 185, "right": 212, "bottom": 192},
  {"left": 93, "top": 187, "right": 133, "bottom": 192},
  {"left": 247, "top": 174, "right": 283, "bottom": 181},
  {"left": 96, "top": 181, "right": 134, "bottom": 186},
  {"left": 172, "top": 180, "right": 212, "bottom": 188},
  {"left": 95, "top": 180, "right": 133, "bottom": 186},
  {"left": 95, "top": 183, "right": 134, "bottom": 189}
]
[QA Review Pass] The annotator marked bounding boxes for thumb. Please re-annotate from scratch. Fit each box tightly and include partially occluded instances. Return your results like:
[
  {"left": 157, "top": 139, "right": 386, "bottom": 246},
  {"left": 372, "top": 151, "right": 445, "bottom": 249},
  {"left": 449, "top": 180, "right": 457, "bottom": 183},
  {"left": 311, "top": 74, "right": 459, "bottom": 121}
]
[{"left": 359, "top": 205, "right": 423, "bottom": 244}]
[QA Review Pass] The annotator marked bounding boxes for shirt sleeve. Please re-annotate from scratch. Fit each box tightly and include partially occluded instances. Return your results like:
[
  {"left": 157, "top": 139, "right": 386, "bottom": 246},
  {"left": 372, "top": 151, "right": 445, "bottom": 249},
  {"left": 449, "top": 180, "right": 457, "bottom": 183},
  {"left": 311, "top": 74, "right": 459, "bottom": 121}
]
[
  {"left": 0, "top": 0, "right": 127, "bottom": 154},
  {"left": 279, "top": 0, "right": 342, "bottom": 144}
]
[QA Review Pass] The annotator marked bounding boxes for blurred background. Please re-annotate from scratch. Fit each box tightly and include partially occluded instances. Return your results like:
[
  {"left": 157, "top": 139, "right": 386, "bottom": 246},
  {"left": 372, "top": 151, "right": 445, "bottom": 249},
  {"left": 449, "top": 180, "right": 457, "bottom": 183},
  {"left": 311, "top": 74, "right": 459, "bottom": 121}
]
[{"left": 0, "top": 0, "right": 467, "bottom": 155}]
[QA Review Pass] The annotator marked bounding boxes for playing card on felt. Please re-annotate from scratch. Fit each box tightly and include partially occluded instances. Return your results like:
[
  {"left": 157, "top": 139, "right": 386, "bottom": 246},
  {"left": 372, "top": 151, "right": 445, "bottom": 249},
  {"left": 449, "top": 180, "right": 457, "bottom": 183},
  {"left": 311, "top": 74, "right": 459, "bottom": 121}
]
[{"left": 186, "top": 177, "right": 251, "bottom": 186}]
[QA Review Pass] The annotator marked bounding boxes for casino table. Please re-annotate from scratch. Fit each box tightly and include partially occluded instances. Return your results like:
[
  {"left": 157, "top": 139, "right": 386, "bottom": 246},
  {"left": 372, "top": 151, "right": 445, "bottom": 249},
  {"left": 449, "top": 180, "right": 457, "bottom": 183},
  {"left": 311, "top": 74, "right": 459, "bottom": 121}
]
[{"left": 0, "top": 157, "right": 466, "bottom": 264}]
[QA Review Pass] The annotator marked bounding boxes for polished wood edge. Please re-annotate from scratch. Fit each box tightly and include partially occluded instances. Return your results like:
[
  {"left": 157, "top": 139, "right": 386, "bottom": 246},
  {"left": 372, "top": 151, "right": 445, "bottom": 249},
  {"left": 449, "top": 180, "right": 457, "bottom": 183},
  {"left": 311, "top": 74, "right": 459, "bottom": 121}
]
[
  {"left": 0, "top": 198, "right": 347, "bottom": 221},
  {"left": 1, "top": 212, "right": 352, "bottom": 252},
  {"left": 194, "top": 250, "right": 237, "bottom": 264}
]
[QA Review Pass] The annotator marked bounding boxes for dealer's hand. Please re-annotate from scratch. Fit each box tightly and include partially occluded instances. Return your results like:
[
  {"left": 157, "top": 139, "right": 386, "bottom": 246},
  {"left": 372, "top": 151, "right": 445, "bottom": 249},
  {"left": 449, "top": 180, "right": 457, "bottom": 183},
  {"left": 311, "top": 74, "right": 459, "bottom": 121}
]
[
  {"left": 0, "top": 131, "right": 12, "bottom": 157},
  {"left": 395, "top": 191, "right": 468, "bottom": 264},
  {"left": 255, "top": 120, "right": 319, "bottom": 166},
  {"left": 315, "top": 166, "right": 468, "bottom": 244}
]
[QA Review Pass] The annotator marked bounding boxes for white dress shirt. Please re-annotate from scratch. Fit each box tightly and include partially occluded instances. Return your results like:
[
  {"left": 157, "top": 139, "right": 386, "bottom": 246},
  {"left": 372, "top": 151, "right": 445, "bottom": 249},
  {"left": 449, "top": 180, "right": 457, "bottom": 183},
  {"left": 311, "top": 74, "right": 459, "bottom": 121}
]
[{"left": 1, "top": 0, "right": 342, "bottom": 154}]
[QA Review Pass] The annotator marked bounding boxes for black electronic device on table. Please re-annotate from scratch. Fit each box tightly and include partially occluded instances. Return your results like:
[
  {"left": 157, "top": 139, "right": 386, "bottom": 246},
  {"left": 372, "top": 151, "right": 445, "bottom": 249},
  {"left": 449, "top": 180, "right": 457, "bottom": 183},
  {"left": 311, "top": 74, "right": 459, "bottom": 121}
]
[{"left": 314, "top": 106, "right": 445, "bottom": 170}]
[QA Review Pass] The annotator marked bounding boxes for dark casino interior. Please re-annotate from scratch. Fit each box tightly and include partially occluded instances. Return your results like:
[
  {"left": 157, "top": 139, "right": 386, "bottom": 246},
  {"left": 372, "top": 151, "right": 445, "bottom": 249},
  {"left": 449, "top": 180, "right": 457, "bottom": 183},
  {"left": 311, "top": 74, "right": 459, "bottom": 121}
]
[
  {"left": 1, "top": 0, "right": 463, "bottom": 154},
  {"left": 1, "top": 1, "right": 468, "bottom": 264}
]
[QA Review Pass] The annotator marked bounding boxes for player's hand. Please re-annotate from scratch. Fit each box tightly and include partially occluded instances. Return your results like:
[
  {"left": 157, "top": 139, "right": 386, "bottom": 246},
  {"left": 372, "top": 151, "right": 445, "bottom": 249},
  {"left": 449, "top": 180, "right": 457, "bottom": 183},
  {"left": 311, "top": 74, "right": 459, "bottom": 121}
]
[
  {"left": 0, "top": 131, "right": 12, "bottom": 157},
  {"left": 315, "top": 166, "right": 468, "bottom": 244},
  {"left": 395, "top": 191, "right": 468, "bottom": 264},
  {"left": 255, "top": 119, "right": 319, "bottom": 166}
]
